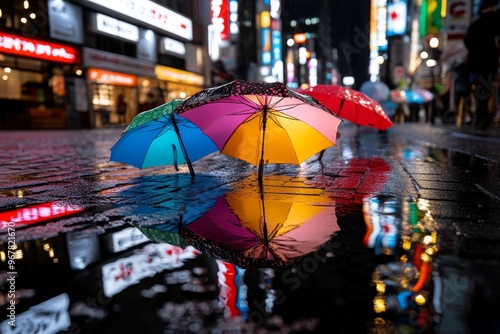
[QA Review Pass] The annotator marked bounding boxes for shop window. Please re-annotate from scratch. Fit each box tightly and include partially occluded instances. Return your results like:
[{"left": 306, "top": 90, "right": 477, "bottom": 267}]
[
  {"left": 86, "top": 34, "right": 136, "bottom": 58},
  {"left": 0, "top": 1, "right": 14, "bottom": 28},
  {"left": 0, "top": 68, "right": 43, "bottom": 100}
]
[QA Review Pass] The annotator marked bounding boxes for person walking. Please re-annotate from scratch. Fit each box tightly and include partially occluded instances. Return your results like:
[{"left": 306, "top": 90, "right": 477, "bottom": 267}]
[
  {"left": 116, "top": 94, "right": 128, "bottom": 125},
  {"left": 463, "top": 0, "right": 500, "bottom": 130}
]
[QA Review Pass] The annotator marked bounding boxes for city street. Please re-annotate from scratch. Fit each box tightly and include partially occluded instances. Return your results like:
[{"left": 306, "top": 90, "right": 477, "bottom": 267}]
[{"left": 1, "top": 121, "right": 500, "bottom": 333}]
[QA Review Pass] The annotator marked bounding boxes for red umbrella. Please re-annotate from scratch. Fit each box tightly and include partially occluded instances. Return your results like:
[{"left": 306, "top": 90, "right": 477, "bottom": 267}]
[{"left": 297, "top": 84, "right": 394, "bottom": 131}]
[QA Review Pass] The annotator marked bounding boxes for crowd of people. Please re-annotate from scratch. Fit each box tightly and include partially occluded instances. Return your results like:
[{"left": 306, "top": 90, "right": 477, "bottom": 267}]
[
  {"left": 370, "top": 0, "right": 500, "bottom": 130},
  {"left": 428, "top": 0, "right": 499, "bottom": 129}
]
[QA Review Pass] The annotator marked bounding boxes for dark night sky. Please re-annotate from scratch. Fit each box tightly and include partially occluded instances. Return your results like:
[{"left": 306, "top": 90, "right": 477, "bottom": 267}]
[{"left": 283, "top": 0, "right": 372, "bottom": 87}]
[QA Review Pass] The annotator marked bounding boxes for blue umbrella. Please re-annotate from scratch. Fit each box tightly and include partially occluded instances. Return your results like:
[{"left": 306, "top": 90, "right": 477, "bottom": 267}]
[
  {"left": 405, "top": 89, "right": 434, "bottom": 104},
  {"left": 404, "top": 90, "right": 425, "bottom": 104},
  {"left": 110, "top": 99, "right": 218, "bottom": 177}
]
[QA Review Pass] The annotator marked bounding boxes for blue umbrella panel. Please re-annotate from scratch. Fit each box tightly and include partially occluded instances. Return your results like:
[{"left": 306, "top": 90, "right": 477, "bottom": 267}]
[{"left": 110, "top": 100, "right": 218, "bottom": 176}]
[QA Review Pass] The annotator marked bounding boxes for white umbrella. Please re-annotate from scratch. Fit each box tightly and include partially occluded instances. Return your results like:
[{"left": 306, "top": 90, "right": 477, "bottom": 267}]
[{"left": 360, "top": 81, "right": 390, "bottom": 102}]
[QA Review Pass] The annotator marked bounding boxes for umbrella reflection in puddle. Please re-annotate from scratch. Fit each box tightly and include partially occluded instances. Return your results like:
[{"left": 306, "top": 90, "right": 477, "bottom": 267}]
[
  {"left": 363, "top": 196, "right": 438, "bottom": 332},
  {"left": 136, "top": 176, "right": 340, "bottom": 268}
]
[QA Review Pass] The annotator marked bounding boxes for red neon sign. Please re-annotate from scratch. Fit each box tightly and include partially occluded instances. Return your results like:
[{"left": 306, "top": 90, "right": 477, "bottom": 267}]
[
  {"left": 0, "top": 202, "right": 84, "bottom": 230},
  {"left": 0, "top": 32, "right": 79, "bottom": 64},
  {"left": 211, "top": 0, "right": 230, "bottom": 41}
]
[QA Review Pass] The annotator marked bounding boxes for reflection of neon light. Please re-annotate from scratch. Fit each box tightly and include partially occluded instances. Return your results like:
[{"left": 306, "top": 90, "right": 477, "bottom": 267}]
[
  {"left": 217, "top": 261, "right": 240, "bottom": 318},
  {"left": 110, "top": 227, "right": 150, "bottom": 253},
  {"left": 0, "top": 293, "right": 70, "bottom": 333},
  {"left": 101, "top": 243, "right": 200, "bottom": 297},
  {"left": 0, "top": 202, "right": 84, "bottom": 230}
]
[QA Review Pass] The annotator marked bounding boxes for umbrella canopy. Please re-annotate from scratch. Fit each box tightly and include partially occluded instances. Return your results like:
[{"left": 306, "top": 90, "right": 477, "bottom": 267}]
[
  {"left": 359, "top": 81, "right": 390, "bottom": 102},
  {"left": 410, "top": 88, "right": 433, "bottom": 103},
  {"left": 390, "top": 89, "right": 407, "bottom": 104},
  {"left": 175, "top": 79, "right": 342, "bottom": 181},
  {"left": 179, "top": 177, "right": 340, "bottom": 268},
  {"left": 390, "top": 89, "right": 433, "bottom": 104},
  {"left": 296, "top": 84, "right": 394, "bottom": 131},
  {"left": 110, "top": 99, "right": 218, "bottom": 177}
]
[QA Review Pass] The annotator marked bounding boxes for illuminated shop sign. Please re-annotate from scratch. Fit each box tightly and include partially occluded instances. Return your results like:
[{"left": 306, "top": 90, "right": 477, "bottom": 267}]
[
  {"left": 88, "top": 68, "right": 137, "bottom": 86},
  {"left": 83, "top": 47, "right": 156, "bottom": 77},
  {"left": 161, "top": 37, "right": 186, "bottom": 56},
  {"left": 376, "top": 0, "right": 388, "bottom": 51},
  {"left": 95, "top": 13, "right": 139, "bottom": 42},
  {"left": 47, "top": 0, "right": 84, "bottom": 44},
  {"left": 211, "top": 0, "right": 230, "bottom": 41},
  {"left": 261, "top": 28, "right": 271, "bottom": 65},
  {"left": 85, "top": 0, "right": 193, "bottom": 40},
  {"left": 229, "top": 0, "right": 239, "bottom": 36},
  {"left": 387, "top": 0, "right": 407, "bottom": 36},
  {"left": 271, "top": 30, "right": 281, "bottom": 64},
  {"left": 445, "top": 0, "right": 470, "bottom": 38},
  {"left": 155, "top": 65, "right": 204, "bottom": 86},
  {"left": 0, "top": 32, "right": 79, "bottom": 64},
  {"left": 0, "top": 202, "right": 84, "bottom": 230}
]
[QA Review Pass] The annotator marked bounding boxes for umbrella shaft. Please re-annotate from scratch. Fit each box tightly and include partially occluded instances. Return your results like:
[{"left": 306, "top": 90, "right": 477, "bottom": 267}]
[
  {"left": 171, "top": 113, "right": 195, "bottom": 178},
  {"left": 258, "top": 105, "right": 268, "bottom": 182}
]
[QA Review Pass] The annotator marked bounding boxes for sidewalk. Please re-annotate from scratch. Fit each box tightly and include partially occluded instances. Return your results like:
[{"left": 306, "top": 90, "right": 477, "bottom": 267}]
[
  {"left": 1, "top": 122, "right": 500, "bottom": 227},
  {"left": 1, "top": 123, "right": 500, "bottom": 333}
]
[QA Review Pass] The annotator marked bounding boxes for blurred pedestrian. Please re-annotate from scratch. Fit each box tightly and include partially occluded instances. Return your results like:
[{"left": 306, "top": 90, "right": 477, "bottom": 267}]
[
  {"left": 451, "top": 60, "right": 473, "bottom": 124},
  {"left": 116, "top": 94, "right": 127, "bottom": 125},
  {"left": 463, "top": 0, "right": 500, "bottom": 130},
  {"left": 139, "top": 92, "right": 156, "bottom": 112}
]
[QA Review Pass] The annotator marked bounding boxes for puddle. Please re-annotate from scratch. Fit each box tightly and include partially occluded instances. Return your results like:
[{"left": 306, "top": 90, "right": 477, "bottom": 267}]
[
  {"left": 411, "top": 145, "right": 500, "bottom": 176},
  {"left": 134, "top": 177, "right": 339, "bottom": 268},
  {"left": 1, "top": 186, "right": 499, "bottom": 332},
  {"left": 362, "top": 196, "right": 437, "bottom": 332}
]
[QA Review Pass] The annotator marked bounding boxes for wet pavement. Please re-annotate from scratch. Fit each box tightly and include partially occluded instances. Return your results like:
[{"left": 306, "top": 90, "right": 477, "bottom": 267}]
[{"left": 1, "top": 122, "right": 500, "bottom": 333}]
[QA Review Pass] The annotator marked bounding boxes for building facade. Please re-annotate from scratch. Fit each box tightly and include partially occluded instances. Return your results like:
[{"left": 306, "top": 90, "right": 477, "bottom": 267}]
[{"left": 0, "top": 0, "right": 207, "bottom": 129}]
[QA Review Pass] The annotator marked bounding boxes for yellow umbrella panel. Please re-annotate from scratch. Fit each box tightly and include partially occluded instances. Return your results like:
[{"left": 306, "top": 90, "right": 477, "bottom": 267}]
[{"left": 222, "top": 110, "right": 335, "bottom": 166}]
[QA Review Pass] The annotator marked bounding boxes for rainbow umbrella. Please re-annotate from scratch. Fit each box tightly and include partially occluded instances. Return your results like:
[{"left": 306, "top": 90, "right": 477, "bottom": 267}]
[{"left": 175, "top": 80, "right": 342, "bottom": 182}]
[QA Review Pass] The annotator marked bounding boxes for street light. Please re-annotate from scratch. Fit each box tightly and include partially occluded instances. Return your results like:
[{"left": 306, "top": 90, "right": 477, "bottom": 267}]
[
  {"left": 426, "top": 37, "right": 440, "bottom": 124},
  {"left": 429, "top": 37, "right": 439, "bottom": 49}
]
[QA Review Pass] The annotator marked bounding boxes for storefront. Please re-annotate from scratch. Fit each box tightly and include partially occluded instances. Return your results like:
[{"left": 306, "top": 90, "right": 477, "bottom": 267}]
[
  {"left": 155, "top": 65, "right": 205, "bottom": 101},
  {"left": 155, "top": 35, "right": 205, "bottom": 100},
  {"left": 83, "top": 47, "right": 156, "bottom": 128},
  {"left": 0, "top": 32, "right": 81, "bottom": 129},
  {"left": 87, "top": 67, "right": 138, "bottom": 127}
]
